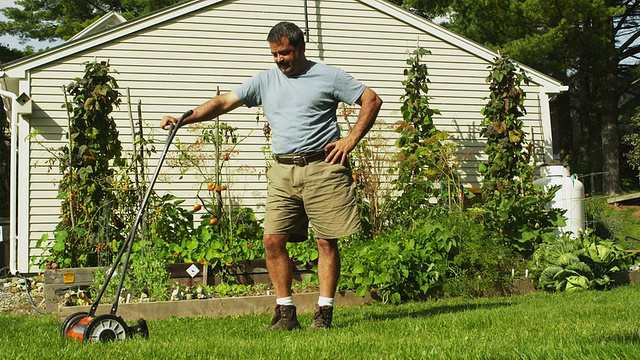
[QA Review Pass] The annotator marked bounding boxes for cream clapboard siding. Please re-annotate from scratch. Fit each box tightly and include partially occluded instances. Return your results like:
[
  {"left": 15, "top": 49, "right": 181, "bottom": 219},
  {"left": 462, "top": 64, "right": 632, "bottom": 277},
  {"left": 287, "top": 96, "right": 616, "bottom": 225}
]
[{"left": 11, "top": 0, "right": 558, "bottom": 270}]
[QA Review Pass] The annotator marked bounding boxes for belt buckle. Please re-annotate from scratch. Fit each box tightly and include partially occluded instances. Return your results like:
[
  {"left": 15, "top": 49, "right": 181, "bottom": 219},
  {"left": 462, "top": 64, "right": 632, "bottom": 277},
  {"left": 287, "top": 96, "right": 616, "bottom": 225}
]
[{"left": 292, "top": 155, "right": 307, "bottom": 166}]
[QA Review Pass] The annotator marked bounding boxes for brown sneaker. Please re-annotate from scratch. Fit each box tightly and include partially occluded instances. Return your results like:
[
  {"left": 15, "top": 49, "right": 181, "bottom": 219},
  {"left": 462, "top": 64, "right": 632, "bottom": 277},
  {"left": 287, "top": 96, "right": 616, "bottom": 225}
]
[
  {"left": 267, "top": 305, "right": 301, "bottom": 331},
  {"left": 310, "top": 305, "right": 333, "bottom": 329}
]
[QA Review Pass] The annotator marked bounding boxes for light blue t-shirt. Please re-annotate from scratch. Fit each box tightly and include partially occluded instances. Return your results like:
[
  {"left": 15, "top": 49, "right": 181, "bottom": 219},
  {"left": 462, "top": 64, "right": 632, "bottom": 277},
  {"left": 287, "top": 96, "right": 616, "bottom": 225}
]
[{"left": 233, "top": 61, "right": 366, "bottom": 154}]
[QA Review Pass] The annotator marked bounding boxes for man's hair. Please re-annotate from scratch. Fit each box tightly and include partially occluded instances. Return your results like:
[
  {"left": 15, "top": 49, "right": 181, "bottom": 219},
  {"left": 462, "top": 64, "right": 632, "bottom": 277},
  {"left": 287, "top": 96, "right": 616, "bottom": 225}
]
[{"left": 267, "top": 22, "right": 305, "bottom": 48}]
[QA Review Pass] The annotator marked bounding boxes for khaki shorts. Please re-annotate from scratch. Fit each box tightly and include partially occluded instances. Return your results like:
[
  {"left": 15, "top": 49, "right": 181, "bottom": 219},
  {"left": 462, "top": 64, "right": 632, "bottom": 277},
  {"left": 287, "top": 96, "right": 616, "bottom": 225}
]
[{"left": 264, "top": 160, "right": 361, "bottom": 241}]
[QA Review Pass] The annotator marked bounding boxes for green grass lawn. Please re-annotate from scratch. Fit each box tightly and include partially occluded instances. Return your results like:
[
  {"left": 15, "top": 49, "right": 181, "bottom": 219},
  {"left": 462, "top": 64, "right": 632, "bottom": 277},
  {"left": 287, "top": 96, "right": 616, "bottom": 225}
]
[
  {"left": 586, "top": 196, "right": 640, "bottom": 246},
  {"left": 2, "top": 284, "right": 640, "bottom": 359},
  {"left": 607, "top": 204, "right": 640, "bottom": 246}
]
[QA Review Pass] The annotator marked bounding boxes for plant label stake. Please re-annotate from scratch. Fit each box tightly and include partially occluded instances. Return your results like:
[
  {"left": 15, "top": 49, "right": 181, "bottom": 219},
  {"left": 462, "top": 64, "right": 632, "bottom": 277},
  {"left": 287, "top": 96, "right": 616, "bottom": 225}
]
[
  {"left": 62, "top": 110, "right": 193, "bottom": 343},
  {"left": 187, "top": 264, "right": 200, "bottom": 278}
]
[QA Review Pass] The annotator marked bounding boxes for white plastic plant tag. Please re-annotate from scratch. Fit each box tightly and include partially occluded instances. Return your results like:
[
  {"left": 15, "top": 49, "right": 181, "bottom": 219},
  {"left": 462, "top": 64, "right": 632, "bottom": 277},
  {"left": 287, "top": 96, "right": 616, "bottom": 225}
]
[{"left": 186, "top": 264, "right": 200, "bottom": 278}]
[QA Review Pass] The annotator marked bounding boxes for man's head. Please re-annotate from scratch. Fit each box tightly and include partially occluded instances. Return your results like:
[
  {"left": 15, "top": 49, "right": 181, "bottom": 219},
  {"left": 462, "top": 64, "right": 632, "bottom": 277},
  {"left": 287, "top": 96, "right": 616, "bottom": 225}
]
[{"left": 267, "top": 22, "right": 307, "bottom": 76}]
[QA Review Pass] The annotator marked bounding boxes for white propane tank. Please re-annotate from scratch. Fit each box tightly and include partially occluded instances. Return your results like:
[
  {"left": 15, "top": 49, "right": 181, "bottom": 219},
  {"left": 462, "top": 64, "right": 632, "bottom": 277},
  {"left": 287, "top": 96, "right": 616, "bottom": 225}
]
[{"left": 533, "top": 164, "right": 585, "bottom": 236}]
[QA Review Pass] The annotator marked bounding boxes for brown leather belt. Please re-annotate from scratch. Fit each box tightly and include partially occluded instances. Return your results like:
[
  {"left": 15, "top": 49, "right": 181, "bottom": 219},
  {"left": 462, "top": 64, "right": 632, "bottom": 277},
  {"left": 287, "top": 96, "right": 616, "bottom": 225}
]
[{"left": 274, "top": 149, "right": 326, "bottom": 166}]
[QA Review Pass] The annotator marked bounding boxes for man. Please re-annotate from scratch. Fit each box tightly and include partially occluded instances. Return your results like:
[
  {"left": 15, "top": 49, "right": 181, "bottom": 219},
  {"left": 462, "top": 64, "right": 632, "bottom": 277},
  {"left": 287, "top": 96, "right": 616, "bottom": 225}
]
[{"left": 161, "top": 21, "right": 382, "bottom": 330}]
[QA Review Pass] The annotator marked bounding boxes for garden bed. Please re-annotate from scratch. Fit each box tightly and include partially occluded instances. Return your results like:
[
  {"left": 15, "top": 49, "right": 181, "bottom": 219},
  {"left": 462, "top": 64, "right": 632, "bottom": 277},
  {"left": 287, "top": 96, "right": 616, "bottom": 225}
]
[
  {"left": 43, "top": 260, "right": 315, "bottom": 313},
  {"left": 50, "top": 260, "right": 376, "bottom": 321}
]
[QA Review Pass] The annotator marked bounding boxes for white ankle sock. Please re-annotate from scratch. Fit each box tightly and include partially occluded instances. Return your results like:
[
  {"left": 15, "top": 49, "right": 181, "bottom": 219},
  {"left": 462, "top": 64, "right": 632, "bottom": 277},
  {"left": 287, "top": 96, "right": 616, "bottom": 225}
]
[
  {"left": 318, "top": 296, "right": 334, "bottom": 307},
  {"left": 276, "top": 296, "right": 294, "bottom": 306}
]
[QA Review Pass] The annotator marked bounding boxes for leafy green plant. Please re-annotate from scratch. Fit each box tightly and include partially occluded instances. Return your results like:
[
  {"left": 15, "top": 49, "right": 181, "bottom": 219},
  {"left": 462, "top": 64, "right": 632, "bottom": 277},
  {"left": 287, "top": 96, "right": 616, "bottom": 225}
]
[
  {"left": 471, "top": 190, "right": 565, "bottom": 255},
  {"left": 89, "top": 246, "right": 170, "bottom": 303},
  {"left": 286, "top": 240, "right": 319, "bottom": 265},
  {"left": 168, "top": 121, "right": 265, "bottom": 276},
  {"left": 141, "top": 193, "right": 194, "bottom": 264},
  {"left": 476, "top": 54, "right": 565, "bottom": 256},
  {"left": 128, "top": 248, "right": 171, "bottom": 301},
  {"left": 340, "top": 217, "right": 458, "bottom": 304},
  {"left": 206, "top": 282, "right": 269, "bottom": 298},
  {"left": 389, "top": 47, "right": 464, "bottom": 228},
  {"left": 89, "top": 267, "right": 130, "bottom": 304},
  {"left": 36, "top": 60, "right": 129, "bottom": 268},
  {"left": 537, "top": 253, "right": 593, "bottom": 292},
  {"left": 190, "top": 207, "right": 264, "bottom": 271},
  {"left": 478, "top": 54, "right": 533, "bottom": 197}
]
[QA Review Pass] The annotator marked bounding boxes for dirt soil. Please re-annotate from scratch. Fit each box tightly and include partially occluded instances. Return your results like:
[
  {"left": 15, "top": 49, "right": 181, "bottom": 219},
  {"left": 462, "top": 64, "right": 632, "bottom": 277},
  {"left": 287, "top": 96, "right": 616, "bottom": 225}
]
[{"left": 0, "top": 275, "right": 46, "bottom": 315}]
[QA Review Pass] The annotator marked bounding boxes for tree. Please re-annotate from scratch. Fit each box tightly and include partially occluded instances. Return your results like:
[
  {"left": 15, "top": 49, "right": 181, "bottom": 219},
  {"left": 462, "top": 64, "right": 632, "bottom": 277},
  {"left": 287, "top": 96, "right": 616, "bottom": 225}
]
[
  {"left": 0, "top": 43, "right": 33, "bottom": 64},
  {"left": 388, "top": 0, "right": 452, "bottom": 19},
  {"left": 438, "top": 0, "right": 640, "bottom": 195},
  {"left": 0, "top": 0, "right": 184, "bottom": 43}
]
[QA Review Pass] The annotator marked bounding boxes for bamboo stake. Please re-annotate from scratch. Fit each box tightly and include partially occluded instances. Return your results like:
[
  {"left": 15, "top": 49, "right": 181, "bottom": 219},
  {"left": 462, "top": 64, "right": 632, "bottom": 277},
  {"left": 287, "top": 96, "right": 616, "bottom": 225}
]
[
  {"left": 127, "top": 88, "right": 140, "bottom": 190},
  {"left": 215, "top": 86, "right": 222, "bottom": 210},
  {"left": 137, "top": 101, "right": 146, "bottom": 193}
]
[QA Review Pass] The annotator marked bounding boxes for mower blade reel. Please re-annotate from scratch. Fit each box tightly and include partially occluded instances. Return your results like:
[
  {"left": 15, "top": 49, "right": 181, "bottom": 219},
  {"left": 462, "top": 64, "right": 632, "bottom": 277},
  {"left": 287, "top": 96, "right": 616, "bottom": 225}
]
[{"left": 61, "top": 312, "right": 89, "bottom": 338}]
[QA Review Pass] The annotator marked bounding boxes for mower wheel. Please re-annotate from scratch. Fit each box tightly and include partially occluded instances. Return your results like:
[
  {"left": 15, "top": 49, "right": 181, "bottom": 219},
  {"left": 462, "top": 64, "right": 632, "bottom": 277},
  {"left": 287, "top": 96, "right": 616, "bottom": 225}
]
[{"left": 84, "top": 314, "right": 131, "bottom": 342}]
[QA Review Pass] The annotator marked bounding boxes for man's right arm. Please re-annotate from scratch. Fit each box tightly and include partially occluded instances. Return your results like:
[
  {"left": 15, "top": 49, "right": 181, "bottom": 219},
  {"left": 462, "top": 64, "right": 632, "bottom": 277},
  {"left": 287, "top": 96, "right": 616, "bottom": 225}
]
[{"left": 161, "top": 91, "right": 244, "bottom": 129}]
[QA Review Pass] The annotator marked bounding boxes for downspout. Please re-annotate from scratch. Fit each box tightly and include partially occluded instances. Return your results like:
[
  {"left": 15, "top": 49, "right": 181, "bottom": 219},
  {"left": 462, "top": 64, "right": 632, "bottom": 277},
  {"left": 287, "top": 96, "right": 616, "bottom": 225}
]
[
  {"left": 0, "top": 88, "right": 18, "bottom": 275},
  {"left": 537, "top": 90, "right": 554, "bottom": 164}
]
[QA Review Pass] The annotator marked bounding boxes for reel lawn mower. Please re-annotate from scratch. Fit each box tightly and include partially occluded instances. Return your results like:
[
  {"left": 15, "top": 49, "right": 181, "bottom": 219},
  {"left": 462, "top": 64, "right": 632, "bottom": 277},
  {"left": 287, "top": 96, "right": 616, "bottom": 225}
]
[{"left": 62, "top": 110, "right": 192, "bottom": 343}]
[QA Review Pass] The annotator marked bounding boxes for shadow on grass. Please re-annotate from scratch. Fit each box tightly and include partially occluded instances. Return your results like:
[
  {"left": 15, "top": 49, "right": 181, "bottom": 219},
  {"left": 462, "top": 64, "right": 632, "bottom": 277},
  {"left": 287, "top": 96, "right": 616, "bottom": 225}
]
[
  {"left": 600, "top": 331, "right": 640, "bottom": 344},
  {"left": 345, "top": 300, "right": 514, "bottom": 324}
]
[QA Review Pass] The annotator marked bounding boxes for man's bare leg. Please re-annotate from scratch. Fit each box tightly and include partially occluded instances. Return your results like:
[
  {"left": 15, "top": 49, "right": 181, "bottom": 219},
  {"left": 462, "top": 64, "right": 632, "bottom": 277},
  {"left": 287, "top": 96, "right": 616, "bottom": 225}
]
[
  {"left": 317, "top": 238, "right": 340, "bottom": 298},
  {"left": 263, "top": 234, "right": 292, "bottom": 298},
  {"left": 310, "top": 238, "right": 339, "bottom": 329},
  {"left": 264, "top": 233, "right": 301, "bottom": 330}
]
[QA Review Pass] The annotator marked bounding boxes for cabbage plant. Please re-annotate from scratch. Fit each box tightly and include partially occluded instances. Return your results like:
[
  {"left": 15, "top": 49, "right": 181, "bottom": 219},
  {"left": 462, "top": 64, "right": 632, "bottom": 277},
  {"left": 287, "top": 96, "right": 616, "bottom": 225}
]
[{"left": 533, "top": 230, "right": 629, "bottom": 292}]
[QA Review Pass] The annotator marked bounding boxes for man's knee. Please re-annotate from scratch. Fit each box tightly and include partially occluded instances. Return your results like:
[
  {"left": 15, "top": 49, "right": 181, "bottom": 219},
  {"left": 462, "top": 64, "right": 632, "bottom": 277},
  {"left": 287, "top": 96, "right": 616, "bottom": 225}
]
[
  {"left": 316, "top": 238, "right": 338, "bottom": 253},
  {"left": 264, "top": 234, "right": 289, "bottom": 252}
]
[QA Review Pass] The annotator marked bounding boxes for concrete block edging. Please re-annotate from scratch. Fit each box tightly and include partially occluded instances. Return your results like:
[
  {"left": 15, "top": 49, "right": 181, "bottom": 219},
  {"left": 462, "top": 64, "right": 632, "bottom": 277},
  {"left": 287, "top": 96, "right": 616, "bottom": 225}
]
[{"left": 58, "top": 290, "right": 377, "bottom": 321}]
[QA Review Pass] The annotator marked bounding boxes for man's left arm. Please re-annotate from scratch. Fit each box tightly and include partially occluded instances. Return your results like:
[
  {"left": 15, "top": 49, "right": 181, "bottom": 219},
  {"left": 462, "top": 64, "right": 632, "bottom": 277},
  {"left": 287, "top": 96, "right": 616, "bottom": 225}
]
[{"left": 325, "top": 87, "right": 383, "bottom": 165}]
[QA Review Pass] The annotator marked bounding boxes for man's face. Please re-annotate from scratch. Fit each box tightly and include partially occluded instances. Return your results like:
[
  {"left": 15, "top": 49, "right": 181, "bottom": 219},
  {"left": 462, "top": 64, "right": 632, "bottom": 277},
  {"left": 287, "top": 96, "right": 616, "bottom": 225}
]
[{"left": 269, "top": 36, "right": 306, "bottom": 76}]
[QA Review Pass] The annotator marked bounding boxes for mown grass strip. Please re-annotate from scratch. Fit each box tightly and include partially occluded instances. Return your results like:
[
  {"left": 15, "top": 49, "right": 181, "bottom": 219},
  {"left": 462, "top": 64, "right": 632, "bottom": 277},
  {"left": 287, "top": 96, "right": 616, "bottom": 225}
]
[{"left": 2, "top": 284, "right": 639, "bottom": 359}]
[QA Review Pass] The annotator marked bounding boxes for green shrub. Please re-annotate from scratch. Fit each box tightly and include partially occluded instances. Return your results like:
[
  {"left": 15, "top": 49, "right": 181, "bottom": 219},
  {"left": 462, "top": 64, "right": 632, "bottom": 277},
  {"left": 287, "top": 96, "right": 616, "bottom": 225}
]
[
  {"left": 442, "top": 212, "right": 524, "bottom": 297},
  {"left": 471, "top": 190, "right": 565, "bottom": 256}
]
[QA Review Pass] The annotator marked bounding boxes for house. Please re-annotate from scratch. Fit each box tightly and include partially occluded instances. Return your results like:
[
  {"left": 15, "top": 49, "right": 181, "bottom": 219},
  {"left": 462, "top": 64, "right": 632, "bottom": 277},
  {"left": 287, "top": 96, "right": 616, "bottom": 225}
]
[{"left": 0, "top": 0, "right": 567, "bottom": 273}]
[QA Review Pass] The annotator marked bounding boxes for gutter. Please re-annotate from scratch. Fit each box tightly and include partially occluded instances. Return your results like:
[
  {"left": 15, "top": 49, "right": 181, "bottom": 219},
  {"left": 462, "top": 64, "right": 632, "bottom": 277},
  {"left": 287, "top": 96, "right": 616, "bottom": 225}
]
[{"left": 0, "top": 88, "right": 18, "bottom": 275}]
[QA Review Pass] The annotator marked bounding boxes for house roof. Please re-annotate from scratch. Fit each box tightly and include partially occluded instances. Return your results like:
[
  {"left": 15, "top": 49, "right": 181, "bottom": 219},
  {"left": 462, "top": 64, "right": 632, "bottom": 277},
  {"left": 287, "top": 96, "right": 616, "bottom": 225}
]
[
  {"left": 68, "top": 10, "right": 127, "bottom": 41},
  {"left": 2, "top": 0, "right": 567, "bottom": 93}
]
